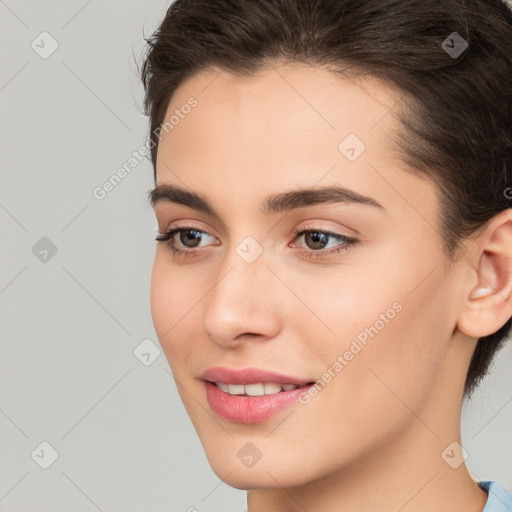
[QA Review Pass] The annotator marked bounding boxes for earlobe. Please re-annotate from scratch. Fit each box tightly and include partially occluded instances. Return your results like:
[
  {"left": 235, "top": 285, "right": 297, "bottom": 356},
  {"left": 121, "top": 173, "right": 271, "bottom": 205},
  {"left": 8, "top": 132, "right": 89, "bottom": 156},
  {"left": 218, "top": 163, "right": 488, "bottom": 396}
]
[{"left": 457, "top": 210, "right": 512, "bottom": 339}]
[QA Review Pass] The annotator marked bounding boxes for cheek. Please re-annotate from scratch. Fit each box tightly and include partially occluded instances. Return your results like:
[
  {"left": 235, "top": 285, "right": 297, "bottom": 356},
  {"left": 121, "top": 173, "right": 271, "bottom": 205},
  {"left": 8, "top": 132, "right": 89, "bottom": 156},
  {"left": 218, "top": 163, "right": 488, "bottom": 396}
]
[
  {"left": 295, "top": 244, "right": 452, "bottom": 400},
  {"left": 150, "top": 253, "right": 222, "bottom": 385},
  {"left": 266, "top": 265, "right": 453, "bottom": 470},
  {"left": 150, "top": 255, "right": 195, "bottom": 366},
  {"left": 150, "top": 256, "right": 172, "bottom": 337}
]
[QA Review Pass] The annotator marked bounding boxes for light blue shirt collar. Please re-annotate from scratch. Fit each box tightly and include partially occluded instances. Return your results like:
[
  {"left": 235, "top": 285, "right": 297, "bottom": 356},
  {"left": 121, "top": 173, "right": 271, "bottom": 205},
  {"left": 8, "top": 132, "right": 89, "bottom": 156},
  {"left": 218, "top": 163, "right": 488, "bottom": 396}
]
[{"left": 479, "top": 481, "right": 512, "bottom": 512}]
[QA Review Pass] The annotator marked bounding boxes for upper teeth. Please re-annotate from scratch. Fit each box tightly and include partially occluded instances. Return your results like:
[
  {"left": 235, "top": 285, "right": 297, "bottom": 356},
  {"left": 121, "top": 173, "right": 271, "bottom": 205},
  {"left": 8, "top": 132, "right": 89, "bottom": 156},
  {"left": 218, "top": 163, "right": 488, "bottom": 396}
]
[{"left": 216, "top": 382, "right": 299, "bottom": 396}]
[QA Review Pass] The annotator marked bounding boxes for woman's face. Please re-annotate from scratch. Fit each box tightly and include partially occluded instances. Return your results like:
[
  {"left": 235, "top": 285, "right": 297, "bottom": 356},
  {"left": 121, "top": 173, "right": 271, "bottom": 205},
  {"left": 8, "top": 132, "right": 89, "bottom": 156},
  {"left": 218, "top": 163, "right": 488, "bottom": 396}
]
[{"left": 150, "top": 63, "right": 472, "bottom": 489}]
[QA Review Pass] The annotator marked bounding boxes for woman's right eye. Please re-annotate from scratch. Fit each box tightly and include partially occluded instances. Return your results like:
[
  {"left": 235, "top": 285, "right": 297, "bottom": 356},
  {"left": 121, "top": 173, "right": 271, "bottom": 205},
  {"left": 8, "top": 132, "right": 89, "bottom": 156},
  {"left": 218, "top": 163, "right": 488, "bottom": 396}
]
[{"left": 155, "top": 227, "right": 218, "bottom": 256}]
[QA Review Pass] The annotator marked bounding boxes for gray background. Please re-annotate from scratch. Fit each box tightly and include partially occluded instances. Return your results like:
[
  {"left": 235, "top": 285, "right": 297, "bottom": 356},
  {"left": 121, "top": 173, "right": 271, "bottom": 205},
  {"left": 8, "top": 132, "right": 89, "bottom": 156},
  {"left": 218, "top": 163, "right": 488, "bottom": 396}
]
[{"left": 0, "top": 1, "right": 510, "bottom": 511}]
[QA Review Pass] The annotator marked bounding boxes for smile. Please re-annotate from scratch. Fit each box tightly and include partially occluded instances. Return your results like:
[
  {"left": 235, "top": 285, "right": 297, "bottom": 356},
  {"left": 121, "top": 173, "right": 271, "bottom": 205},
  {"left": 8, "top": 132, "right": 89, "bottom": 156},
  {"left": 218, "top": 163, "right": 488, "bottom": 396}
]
[
  {"left": 200, "top": 367, "right": 316, "bottom": 423},
  {"left": 213, "top": 382, "right": 303, "bottom": 395}
]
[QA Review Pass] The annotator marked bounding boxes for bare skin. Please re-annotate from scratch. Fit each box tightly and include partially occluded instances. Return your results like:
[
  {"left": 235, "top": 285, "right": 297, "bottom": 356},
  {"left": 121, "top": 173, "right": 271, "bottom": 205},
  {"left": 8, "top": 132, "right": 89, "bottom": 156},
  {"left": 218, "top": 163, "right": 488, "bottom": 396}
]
[{"left": 149, "top": 62, "right": 512, "bottom": 512}]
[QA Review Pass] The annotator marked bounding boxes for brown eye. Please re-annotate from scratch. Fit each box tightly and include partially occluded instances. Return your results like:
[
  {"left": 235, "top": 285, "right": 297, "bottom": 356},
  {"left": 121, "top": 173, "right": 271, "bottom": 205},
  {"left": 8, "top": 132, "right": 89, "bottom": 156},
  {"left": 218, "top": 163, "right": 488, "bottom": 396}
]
[
  {"left": 302, "top": 231, "right": 330, "bottom": 250},
  {"left": 155, "top": 226, "right": 218, "bottom": 256},
  {"left": 290, "top": 227, "right": 358, "bottom": 259},
  {"left": 177, "top": 229, "right": 204, "bottom": 248}
]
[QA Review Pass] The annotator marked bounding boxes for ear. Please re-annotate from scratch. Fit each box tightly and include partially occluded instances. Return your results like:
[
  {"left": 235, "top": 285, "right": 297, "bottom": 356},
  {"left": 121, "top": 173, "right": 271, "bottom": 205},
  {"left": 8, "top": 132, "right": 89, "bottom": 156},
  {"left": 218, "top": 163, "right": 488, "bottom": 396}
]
[{"left": 457, "top": 209, "right": 512, "bottom": 338}]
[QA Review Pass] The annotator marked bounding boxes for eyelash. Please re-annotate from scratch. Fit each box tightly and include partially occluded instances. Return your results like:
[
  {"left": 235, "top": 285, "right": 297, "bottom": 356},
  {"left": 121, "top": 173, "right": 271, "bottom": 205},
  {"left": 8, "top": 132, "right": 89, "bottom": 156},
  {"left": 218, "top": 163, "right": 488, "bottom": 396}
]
[{"left": 155, "top": 225, "right": 358, "bottom": 260}]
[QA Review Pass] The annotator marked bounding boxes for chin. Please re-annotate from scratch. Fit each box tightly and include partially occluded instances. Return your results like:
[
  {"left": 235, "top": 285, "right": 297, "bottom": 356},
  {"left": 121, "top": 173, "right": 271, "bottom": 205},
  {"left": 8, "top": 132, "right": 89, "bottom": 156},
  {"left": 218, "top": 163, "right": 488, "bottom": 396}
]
[
  {"left": 210, "top": 463, "right": 300, "bottom": 490},
  {"left": 203, "top": 445, "right": 318, "bottom": 490}
]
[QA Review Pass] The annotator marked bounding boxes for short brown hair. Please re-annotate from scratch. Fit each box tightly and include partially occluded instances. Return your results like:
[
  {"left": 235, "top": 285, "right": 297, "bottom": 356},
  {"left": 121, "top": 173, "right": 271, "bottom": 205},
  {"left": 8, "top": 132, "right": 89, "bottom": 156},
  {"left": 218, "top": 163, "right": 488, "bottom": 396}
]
[{"left": 140, "top": 0, "right": 512, "bottom": 400}]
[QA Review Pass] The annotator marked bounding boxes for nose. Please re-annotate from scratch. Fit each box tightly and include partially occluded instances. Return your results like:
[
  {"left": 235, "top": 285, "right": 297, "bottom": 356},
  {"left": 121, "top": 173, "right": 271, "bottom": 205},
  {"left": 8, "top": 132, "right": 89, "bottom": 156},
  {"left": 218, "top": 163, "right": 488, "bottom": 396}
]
[{"left": 201, "top": 245, "right": 282, "bottom": 348}]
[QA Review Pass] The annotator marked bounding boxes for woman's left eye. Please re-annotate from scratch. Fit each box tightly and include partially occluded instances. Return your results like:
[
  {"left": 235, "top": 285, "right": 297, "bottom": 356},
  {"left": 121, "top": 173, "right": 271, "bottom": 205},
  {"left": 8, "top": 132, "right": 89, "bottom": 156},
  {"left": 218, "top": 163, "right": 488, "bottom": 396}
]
[
  {"left": 290, "top": 228, "right": 357, "bottom": 259},
  {"left": 155, "top": 226, "right": 357, "bottom": 259}
]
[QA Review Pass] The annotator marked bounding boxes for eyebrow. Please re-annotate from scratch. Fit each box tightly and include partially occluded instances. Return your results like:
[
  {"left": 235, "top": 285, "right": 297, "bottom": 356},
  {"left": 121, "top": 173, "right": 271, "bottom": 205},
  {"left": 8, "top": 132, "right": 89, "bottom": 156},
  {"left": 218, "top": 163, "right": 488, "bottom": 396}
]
[{"left": 147, "top": 183, "right": 384, "bottom": 216}]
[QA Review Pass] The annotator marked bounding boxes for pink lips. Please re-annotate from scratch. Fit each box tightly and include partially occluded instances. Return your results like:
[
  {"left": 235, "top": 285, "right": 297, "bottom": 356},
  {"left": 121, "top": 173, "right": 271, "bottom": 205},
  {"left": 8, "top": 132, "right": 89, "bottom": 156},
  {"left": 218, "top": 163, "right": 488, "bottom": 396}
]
[{"left": 201, "top": 366, "right": 315, "bottom": 424}]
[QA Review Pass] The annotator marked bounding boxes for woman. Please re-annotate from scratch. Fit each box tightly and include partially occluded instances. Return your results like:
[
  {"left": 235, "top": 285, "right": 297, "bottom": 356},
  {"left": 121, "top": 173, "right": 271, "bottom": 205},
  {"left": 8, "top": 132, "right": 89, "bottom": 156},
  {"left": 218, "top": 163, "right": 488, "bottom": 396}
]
[{"left": 141, "top": 0, "right": 512, "bottom": 510}]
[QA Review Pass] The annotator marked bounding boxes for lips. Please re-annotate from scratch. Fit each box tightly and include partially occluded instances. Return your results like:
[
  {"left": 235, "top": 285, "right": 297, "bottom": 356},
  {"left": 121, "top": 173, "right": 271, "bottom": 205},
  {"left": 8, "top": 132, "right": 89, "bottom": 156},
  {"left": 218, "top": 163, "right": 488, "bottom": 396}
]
[
  {"left": 201, "top": 366, "right": 316, "bottom": 423},
  {"left": 201, "top": 366, "right": 314, "bottom": 386}
]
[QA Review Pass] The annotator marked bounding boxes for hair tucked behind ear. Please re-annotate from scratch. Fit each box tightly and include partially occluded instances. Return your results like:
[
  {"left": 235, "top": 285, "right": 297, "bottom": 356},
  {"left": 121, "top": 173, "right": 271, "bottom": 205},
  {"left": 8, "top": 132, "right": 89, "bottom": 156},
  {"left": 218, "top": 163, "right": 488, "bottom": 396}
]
[{"left": 139, "top": 0, "right": 512, "bottom": 400}]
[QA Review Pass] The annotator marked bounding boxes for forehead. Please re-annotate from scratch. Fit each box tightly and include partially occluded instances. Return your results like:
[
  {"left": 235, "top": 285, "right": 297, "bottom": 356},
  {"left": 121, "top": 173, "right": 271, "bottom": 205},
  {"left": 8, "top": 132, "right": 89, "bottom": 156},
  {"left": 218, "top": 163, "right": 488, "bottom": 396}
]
[
  {"left": 155, "top": 63, "right": 436, "bottom": 223},
  {"left": 163, "top": 63, "right": 404, "bottom": 156}
]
